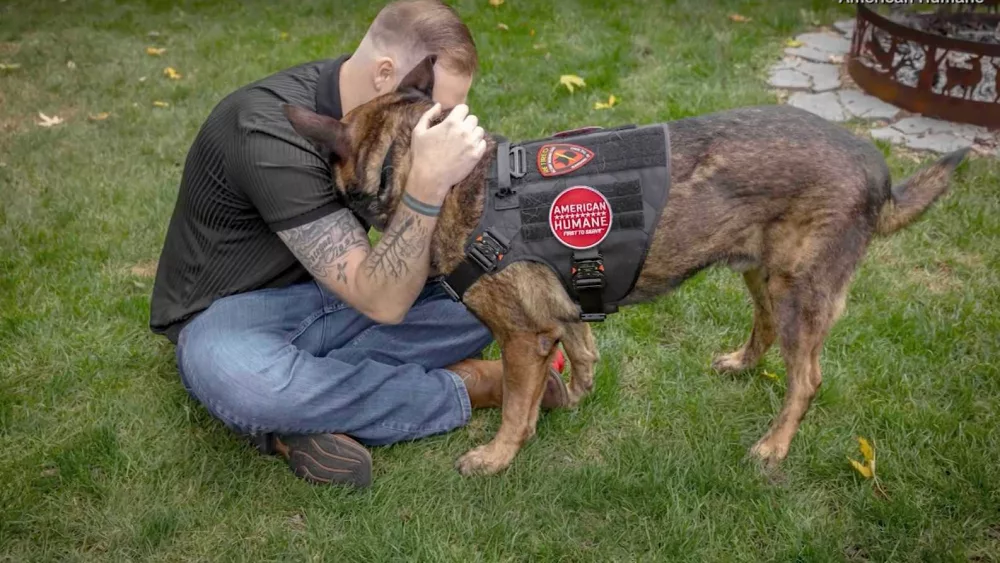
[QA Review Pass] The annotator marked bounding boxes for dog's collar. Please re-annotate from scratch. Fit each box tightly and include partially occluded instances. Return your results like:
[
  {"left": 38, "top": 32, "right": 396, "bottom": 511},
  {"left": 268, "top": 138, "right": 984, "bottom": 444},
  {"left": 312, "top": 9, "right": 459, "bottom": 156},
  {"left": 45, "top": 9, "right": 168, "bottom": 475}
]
[{"left": 344, "top": 142, "right": 396, "bottom": 232}]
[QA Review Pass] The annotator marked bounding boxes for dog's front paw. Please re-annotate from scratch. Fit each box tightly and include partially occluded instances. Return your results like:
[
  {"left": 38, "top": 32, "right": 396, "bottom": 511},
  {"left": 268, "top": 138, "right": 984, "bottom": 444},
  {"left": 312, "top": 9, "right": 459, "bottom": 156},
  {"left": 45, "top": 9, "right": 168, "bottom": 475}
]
[
  {"left": 749, "top": 434, "right": 789, "bottom": 469},
  {"left": 712, "top": 350, "right": 751, "bottom": 373},
  {"left": 455, "top": 443, "right": 514, "bottom": 476}
]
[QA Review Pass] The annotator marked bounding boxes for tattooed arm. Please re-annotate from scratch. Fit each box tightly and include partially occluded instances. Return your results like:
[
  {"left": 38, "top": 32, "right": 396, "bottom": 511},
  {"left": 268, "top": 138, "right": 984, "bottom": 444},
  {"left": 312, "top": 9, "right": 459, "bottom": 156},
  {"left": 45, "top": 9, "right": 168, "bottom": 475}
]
[
  {"left": 277, "top": 102, "right": 486, "bottom": 324},
  {"left": 277, "top": 204, "right": 436, "bottom": 324}
]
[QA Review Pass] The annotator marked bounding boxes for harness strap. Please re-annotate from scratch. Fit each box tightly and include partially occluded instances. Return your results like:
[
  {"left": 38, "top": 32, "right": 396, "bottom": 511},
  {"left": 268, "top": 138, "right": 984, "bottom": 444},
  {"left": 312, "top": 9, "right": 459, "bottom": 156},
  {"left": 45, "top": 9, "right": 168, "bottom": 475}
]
[
  {"left": 571, "top": 248, "right": 607, "bottom": 322},
  {"left": 440, "top": 227, "right": 510, "bottom": 302}
]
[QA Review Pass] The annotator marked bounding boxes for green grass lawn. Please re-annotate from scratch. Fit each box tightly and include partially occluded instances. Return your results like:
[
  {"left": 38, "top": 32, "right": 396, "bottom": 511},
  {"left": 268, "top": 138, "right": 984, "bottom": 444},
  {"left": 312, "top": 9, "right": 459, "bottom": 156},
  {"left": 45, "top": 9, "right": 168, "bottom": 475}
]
[{"left": 2, "top": 0, "right": 999, "bottom": 560}]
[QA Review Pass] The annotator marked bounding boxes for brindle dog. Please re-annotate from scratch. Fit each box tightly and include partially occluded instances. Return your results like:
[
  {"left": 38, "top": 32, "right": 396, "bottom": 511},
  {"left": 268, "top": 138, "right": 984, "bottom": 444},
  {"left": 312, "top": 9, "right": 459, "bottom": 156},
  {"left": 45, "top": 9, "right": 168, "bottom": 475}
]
[{"left": 284, "top": 57, "right": 969, "bottom": 476}]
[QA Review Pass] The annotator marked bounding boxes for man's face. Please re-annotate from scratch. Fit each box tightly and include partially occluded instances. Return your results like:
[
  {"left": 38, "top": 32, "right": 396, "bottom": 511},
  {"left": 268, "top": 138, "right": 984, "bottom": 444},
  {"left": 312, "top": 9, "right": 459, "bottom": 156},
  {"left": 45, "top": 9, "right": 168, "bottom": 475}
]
[{"left": 430, "top": 66, "right": 473, "bottom": 109}]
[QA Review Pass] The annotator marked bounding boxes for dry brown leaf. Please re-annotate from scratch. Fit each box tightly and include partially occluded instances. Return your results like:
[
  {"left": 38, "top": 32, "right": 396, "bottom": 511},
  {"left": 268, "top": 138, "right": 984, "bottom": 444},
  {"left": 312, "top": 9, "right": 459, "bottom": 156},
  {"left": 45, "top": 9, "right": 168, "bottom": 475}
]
[
  {"left": 130, "top": 260, "right": 158, "bottom": 278},
  {"left": 146, "top": 46, "right": 166, "bottom": 56},
  {"left": 163, "top": 67, "right": 182, "bottom": 80},
  {"left": 88, "top": 112, "right": 111, "bottom": 121},
  {"left": 729, "top": 13, "right": 751, "bottom": 23},
  {"left": 37, "top": 113, "right": 64, "bottom": 127}
]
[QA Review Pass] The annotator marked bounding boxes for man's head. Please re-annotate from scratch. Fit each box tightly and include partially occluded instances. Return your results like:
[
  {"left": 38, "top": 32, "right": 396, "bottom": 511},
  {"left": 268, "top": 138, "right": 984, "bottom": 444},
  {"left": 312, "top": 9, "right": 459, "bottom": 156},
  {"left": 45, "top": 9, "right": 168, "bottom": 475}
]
[{"left": 341, "top": 0, "right": 477, "bottom": 114}]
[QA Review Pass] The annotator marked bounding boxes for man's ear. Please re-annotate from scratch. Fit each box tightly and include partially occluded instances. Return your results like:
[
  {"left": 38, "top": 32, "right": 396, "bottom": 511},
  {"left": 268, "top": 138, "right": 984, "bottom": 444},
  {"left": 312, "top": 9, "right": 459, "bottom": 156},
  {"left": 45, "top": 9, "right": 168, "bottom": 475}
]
[
  {"left": 282, "top": 104, "right": 352, "bottom": 161},
  {"left": 396, "top": 55, "right": 436, "bottom": 96}
]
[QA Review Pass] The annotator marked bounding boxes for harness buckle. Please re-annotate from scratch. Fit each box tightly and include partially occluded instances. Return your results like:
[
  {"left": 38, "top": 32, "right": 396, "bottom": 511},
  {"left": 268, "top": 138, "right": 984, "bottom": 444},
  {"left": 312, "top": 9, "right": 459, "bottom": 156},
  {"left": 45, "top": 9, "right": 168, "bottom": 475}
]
[
  {"left": 467, "top": 228, "right": 510, "bottom": 273},
  {"left": 571, "top": 252, "right": 607, "bottom": 322},
  {"left": 509, "top": 145, "right": 527, "bottom": 179}
]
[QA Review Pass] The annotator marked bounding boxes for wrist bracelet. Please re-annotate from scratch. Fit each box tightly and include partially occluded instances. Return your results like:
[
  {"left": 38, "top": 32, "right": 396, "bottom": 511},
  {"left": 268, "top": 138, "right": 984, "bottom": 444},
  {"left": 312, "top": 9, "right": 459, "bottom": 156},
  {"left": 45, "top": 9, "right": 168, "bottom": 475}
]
[{"left": 401, "top": 191, "right": 442, "bottom": 217}]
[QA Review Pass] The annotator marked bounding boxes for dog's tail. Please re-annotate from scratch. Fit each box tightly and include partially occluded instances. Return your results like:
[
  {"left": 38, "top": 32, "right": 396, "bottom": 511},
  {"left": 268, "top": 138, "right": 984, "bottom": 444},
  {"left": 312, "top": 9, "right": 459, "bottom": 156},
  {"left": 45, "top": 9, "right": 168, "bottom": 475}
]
[{"left": 876, "top": 147, "right": 970, "bottom": 236}]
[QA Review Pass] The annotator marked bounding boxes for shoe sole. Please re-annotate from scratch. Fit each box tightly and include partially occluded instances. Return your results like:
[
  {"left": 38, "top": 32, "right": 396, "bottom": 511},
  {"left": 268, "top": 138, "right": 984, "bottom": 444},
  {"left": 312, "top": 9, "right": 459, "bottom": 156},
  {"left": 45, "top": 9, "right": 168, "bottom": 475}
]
[{"left": 275, "top": 434, "right": 373, "bottom": 488}]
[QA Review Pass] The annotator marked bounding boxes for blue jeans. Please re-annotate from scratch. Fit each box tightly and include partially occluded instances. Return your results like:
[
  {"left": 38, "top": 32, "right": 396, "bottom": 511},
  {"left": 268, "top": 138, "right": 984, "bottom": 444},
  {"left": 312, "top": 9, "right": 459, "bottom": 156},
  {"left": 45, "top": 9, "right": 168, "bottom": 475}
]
[{"left": 175, "top": 279, "right": 494, "bottom": 446}]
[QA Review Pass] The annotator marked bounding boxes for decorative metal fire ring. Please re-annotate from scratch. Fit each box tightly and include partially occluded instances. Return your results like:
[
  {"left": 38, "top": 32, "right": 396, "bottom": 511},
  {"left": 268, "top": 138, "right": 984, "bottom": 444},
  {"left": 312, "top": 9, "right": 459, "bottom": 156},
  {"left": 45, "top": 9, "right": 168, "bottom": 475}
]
[{"left": 848, "top": 3, "right": 1000, "bottom": 129}]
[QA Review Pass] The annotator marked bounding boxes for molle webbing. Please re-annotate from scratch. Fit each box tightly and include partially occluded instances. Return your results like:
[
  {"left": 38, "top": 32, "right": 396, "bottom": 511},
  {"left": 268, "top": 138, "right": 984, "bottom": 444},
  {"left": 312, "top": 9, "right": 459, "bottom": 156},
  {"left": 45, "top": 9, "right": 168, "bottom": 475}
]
[{"left": 441, "top": 124, "right": 672, "bottom": 322}]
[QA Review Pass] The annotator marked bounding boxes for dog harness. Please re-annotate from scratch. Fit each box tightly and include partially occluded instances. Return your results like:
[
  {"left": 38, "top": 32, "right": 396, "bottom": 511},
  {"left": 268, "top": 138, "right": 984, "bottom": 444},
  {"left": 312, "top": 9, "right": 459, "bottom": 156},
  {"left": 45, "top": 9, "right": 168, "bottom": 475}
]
[{"left": 440, "top": 124, "right": 672, "bottom": 322}]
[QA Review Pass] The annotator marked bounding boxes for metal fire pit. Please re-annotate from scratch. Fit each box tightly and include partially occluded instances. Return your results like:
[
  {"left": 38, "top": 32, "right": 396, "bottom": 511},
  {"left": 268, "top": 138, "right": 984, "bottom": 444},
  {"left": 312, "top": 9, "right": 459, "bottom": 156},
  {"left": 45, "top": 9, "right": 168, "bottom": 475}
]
[{"left": 848, "top": 3, "right": 1000, "bottom": 129}]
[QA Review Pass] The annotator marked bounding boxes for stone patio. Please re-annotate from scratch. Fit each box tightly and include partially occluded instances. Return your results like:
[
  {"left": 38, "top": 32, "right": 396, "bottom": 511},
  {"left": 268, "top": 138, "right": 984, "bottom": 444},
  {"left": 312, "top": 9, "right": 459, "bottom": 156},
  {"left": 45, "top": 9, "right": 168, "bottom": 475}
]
[{"left": 767, "top": 19, "right": 998, "bottom": 157}]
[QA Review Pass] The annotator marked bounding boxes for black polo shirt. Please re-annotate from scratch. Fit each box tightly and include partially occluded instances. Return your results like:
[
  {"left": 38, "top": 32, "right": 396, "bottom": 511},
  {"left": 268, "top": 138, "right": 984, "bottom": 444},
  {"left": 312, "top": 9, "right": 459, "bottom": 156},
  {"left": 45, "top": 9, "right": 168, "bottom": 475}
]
[{"left": 150, "top": 55, "right": 353, "bottom": 344}]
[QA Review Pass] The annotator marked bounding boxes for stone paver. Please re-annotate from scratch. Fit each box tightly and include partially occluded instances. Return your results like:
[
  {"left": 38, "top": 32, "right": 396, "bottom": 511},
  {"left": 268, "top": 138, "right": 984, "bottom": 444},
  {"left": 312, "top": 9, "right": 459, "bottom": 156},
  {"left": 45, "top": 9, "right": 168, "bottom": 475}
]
[
  {"left": 870, "top": 127, "right": 908, "bottom": 145},
  {"left": 798, "top": 61, "right": 841, "bottom": 92},
  {"left": 785, "top": 46, "right": 838, "bottom": 64},
  {"left": 891, "top": 117, "right": 989, "bottom": 141},
  {"left": 765, "top": 19, "right": 997, "bottom": 156},
  {"left": 796, "top": 32, "right": 851, "bottom": 55},
  {"left": 768, "top": 68, "right": 811, "bottom": 89},
  {"left": 837, "top": 90, "right": 901, "bottom": 120},
  {"left": 833, "top": 20, "right": 855, "bottom": 37},
  {"left": 903, "top": 133, "right": 973, "bottom": 153},
  {"left": 788, "top": 91, "right": 846, "bottom": 122}
]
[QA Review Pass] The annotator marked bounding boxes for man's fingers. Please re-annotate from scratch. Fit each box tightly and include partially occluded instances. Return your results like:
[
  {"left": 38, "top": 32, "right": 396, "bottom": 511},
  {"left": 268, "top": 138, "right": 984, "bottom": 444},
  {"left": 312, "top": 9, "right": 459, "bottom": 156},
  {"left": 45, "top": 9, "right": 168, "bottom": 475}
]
[
  {"left": 472, "top": 126, "right": 485, "bottom": 141},
  {"left": 446, "top": 103, "right": 470, "bottom": 124},
  {"left": 463, "top": 114, "right": 479, "bottom": 131},
  {"left": 414, "top": 103, "right": 442, "bottom": 133},
  {"left": 472, "top": 138, "right": 488, "bottom": 159}
]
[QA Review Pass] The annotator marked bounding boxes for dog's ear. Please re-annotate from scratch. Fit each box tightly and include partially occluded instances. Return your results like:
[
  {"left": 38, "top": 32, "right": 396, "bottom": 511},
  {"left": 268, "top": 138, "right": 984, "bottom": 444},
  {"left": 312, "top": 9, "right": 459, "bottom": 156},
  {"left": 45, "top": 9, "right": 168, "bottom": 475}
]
[
  {"left": 396, "top": 55, "right": 436, "bottom": 96},
  {"left": 282, "top": 104, "right": 352, "bottom": 162}
]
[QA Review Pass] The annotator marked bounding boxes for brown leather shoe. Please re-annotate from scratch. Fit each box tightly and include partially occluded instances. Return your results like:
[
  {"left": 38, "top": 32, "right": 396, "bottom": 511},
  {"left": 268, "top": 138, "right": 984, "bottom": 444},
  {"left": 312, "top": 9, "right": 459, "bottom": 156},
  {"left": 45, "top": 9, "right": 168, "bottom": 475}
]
[
  {"left": 448, "top": 359, "right": 569, "bottom": 410},
  {"left": 271, "top": 433, "right": 372, "bottom": 488}
]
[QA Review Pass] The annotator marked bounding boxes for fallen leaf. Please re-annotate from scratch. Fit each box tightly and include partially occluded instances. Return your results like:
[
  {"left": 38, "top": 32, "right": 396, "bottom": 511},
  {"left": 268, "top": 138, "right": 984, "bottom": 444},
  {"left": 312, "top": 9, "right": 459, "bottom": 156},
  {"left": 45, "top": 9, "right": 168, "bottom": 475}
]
[
  {"left": 37, "top": 112, "right": 64, "bottom": 127},
  {"left": 496, "top": 23, "right": 509, "bottom": 31},
  {"left": 0, "top": 62, "right": 21, "bottom": 71},
  {"left": 858, "top": 437, "right": 874, "bottom": 465},
  {"left": 279, "top": 31, "right": 289, "bottom": 41},
  {"left": 66, "top": 60, "right": 76, "bottom": 70},
  {"left": 152, "top": 100, "right": 170, "bottom": 108},
  {"left": 849, "top": 458, "right": 873, "bottom": 478},
  {"left": 88, "top": 112, "right": 111, "bottom": 121},
  {"left": 762, "top": 370, "right": 780, "bottom": 382},
  {"left": 594, "top": 94, "right": 617, "bottom": 110},
  {"left": 130, "top": 260, "right": 158, "bottom": 278},
  {"left": 163, "top": 67, "right": 182, "bottom": 80},
  {"left": 729, "top": 13, "right": 751, "bottom": 23},
  {"left": 146, "top": 46, "right": 166, "bottom": 56},
  {"left": 785, "top": 39, "right": 803, "bottom": 48},
  {"left": 138, "top": 76, "right": 147, "bottom": 82},
  {"left": 559, "top": 74, "right": 586, "bottom": 93},
  {"left": 489, "top": 0, "right": 503, "bottom": 6}
]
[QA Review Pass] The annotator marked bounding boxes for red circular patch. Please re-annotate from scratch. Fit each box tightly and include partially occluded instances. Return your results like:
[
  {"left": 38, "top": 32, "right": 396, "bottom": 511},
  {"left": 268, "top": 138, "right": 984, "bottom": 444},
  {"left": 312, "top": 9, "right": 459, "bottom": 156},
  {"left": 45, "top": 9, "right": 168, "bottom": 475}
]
[{"left": 548, "top": 186, "right": 613, "bottom": 250}]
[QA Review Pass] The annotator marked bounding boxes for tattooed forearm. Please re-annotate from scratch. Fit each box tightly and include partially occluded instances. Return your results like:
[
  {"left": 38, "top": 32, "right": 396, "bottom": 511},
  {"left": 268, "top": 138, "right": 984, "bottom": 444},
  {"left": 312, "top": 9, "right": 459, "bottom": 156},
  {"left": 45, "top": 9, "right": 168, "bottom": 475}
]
[
  {"left": 277, "top": 209, "right": 369, "bottom": 279},
  {"left": 362, "top": 209, "right": 431, "bottom": 283}
]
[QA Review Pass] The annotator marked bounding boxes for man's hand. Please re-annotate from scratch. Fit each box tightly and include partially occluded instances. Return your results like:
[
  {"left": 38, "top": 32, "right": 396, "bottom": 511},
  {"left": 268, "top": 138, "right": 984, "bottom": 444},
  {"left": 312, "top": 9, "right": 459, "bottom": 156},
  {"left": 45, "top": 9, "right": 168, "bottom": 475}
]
[{"left": 407, "top": 103, "right": 486, "bottom": 205}]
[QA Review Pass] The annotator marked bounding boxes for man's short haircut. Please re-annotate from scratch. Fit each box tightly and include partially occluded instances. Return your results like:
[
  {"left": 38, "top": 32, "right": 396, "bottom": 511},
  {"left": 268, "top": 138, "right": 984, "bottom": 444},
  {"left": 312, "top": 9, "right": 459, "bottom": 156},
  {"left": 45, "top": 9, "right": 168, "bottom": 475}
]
[{"left": 368, "top": 0, "right": 478, "bottom": 75}]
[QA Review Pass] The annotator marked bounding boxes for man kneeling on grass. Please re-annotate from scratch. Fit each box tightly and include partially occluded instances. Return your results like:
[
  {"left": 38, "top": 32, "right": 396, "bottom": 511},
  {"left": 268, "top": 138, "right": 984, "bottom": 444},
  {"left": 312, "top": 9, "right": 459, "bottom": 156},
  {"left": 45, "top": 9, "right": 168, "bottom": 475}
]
[{"left": 149, "top": 0, "right": 569, "bottom": 487}]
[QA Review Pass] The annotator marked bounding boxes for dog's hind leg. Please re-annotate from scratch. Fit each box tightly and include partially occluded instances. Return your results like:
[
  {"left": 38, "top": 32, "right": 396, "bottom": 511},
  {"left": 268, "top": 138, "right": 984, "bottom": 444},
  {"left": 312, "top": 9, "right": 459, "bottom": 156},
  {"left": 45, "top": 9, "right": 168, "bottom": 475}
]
[
  {"left": 561, "top": 322, "right": 600, "bottom": 407},
  {"left": 712, "top": 268, "right": 777, "bottom": 373},
  {"left": 455, "top": 328, "right": 561, "bottom": 476},
  {"left": 749, "top": 260, "right": 854, "bottom": 467}
]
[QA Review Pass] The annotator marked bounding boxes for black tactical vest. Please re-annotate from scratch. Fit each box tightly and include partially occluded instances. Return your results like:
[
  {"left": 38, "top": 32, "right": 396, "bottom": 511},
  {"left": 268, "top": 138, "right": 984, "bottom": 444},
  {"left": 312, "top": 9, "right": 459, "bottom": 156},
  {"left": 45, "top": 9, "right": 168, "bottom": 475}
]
[{"left": 441, "top": 124, "right": 671, "bottom": 322}]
